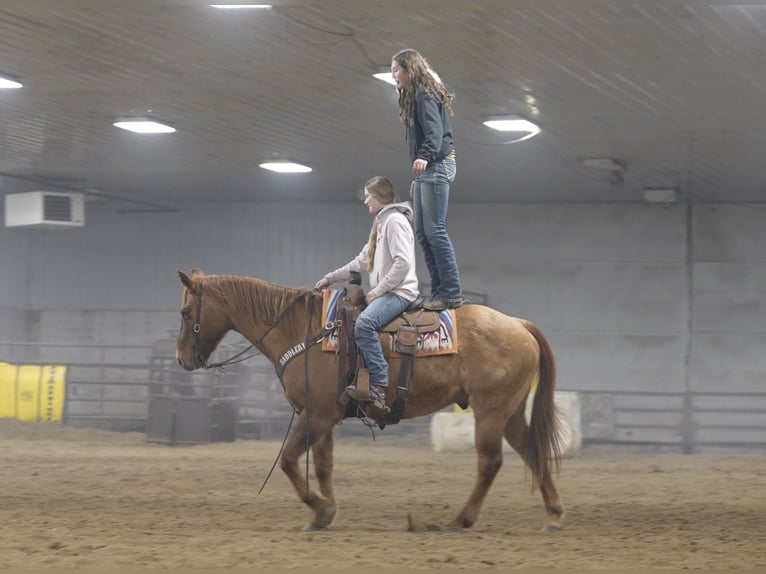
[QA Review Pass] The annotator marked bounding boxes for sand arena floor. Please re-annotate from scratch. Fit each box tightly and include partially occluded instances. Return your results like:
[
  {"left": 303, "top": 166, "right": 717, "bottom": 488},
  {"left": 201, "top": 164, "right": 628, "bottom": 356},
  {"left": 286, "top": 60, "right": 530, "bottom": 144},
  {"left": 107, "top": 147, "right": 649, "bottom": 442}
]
[{"left": 0, "top": 419, "right": 764, "bottom": 569}]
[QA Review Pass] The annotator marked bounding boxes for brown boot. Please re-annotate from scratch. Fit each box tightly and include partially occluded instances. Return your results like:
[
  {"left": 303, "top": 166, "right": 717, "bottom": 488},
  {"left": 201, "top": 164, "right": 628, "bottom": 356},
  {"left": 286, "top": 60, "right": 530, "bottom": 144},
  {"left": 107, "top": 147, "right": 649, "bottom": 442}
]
[{"left": 345, "top": 383, "right": 387, "bottom": 410}]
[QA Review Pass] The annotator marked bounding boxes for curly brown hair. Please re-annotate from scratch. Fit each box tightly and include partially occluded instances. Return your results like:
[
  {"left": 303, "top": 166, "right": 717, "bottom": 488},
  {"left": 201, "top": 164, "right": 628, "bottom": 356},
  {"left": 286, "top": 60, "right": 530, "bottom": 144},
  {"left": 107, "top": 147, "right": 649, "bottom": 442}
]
[{"left": 392, "top": 48, "right": 455, "bottom": 127}]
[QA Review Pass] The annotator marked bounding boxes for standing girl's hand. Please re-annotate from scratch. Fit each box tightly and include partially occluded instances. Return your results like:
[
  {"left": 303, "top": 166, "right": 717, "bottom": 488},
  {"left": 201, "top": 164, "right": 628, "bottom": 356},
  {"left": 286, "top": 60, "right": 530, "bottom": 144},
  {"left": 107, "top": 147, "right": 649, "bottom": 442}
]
[{"left": 412, "top": 158, "right": 428, "bottom": 177}]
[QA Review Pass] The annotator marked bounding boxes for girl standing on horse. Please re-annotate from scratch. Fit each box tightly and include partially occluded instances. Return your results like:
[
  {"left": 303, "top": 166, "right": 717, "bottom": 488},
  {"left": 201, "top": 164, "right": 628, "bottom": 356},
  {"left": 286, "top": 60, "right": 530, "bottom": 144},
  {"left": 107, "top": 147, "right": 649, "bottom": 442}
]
[
  {"left": 391, "top": 48, "right": 465, "bottom": 311},
  {"left": 314, "top": 176, "right": 419, "bottom": 408}
]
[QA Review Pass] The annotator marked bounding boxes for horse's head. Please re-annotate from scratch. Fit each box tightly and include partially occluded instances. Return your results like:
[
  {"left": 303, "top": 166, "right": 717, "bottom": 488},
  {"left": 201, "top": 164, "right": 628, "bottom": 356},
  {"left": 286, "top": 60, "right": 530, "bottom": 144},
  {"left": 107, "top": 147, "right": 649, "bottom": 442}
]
[{"left": 176, "top": 269, "right": 231, "bottom": 371}]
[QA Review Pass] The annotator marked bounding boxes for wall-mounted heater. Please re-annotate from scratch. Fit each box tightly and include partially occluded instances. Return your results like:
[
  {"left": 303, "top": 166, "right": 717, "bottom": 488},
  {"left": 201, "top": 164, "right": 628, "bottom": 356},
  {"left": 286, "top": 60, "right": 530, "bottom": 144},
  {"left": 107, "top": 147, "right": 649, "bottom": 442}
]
[{"left": 4, "top": 191, "right": 85, "bottom": 228}]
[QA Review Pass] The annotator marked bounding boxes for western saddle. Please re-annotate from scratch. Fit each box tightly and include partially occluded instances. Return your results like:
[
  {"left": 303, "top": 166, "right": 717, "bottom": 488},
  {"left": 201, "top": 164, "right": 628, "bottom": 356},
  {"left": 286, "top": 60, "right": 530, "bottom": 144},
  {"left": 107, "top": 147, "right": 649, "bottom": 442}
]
[{"left": 335, "top": 282, "right": 441, "bottom": 426}]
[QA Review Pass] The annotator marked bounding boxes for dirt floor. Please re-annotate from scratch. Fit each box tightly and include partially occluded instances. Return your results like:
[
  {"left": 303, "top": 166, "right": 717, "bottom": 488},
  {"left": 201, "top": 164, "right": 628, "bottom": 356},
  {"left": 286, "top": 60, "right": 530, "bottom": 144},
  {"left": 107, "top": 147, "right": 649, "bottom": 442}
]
[{"left": 0, "top": 419, "right": 765, "bottom": 570}]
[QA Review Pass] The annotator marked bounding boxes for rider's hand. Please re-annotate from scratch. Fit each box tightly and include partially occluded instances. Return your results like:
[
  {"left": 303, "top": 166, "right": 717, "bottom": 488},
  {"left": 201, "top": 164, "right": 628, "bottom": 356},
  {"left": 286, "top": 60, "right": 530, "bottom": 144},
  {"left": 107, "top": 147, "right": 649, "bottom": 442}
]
[
  {"left": 412, "top": 158, "right": 428, "bottom": 177},
  {"left": 314, "top": 278, "right": 329, "bottom": 290}
]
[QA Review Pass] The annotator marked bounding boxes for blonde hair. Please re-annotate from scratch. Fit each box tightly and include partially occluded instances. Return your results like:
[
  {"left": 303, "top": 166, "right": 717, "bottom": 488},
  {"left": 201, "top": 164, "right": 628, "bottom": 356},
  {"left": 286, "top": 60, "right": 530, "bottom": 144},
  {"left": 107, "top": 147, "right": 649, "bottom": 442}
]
[
  {"left": 364, "top": 176, "right": 397, "bottom": 272},
  {"left": 392, "top": 48, "right": 455, "bottom": 128}
]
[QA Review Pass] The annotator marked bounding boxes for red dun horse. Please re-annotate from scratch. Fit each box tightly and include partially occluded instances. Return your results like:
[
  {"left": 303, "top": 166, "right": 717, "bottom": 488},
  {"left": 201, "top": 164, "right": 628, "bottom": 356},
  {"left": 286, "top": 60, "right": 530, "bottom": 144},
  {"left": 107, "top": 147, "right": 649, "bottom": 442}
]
[{"left": 176, "top": 269, "right": 564, "bottom": 532}]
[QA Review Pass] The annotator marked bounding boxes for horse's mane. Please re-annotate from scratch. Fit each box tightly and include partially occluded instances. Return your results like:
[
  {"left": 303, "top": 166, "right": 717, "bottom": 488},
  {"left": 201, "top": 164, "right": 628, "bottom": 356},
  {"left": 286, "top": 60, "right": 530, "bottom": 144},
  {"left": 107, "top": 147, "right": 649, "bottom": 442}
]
[{"left": 203, "top": 275, "right": 320, "bottom": 340}]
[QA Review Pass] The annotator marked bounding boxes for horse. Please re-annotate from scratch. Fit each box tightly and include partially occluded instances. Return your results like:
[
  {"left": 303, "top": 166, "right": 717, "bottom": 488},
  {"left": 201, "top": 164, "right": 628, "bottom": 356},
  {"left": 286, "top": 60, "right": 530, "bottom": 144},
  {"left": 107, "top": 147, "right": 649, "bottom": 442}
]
[{"left": 175, "top": 269, "right": 565, "bottom": 532}]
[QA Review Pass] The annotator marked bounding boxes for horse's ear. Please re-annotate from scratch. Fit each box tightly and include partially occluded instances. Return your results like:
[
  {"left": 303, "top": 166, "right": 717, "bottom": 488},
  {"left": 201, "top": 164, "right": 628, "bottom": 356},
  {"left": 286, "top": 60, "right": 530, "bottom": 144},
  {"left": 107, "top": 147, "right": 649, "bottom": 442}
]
[
  {"left": 178, "top": 271, "right": 196, "bottom": 292},
  {"left": 191, "top": 268, "right": 205, "bottom": 278}
]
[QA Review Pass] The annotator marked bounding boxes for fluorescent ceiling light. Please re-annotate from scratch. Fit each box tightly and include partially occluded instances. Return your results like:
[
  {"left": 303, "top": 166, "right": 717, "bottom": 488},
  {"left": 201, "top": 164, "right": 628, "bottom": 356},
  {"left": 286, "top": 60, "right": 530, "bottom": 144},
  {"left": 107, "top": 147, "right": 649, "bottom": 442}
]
[
  {"left": 643, "top": 188, "right": 678, "bottom": 203},
  {"left": 259, "top": 161, "right": 312, "bottom": 173},
  {"left": 373, "top": 72, "right": 396, "bottom": 86},
  {"left": 373, "top": 66, "right": 441, "bottom": 86},
  {"left": 113, "top": 117, "right": 176, "bottom": 134},
  {"left": 483, "top": 118, "right": 538, "bottom": 131},
  {"left": 482, "top": 115, "right": 540, "bottom": 142},
  {"left": 0, "top": 76, "right": 22, "bottom": 89},
  {"left": 210, "top": 4, "right": 272, "bottom": 8},
  {"left": 483, "top": 116, "right": 539, "bottom": 133}
]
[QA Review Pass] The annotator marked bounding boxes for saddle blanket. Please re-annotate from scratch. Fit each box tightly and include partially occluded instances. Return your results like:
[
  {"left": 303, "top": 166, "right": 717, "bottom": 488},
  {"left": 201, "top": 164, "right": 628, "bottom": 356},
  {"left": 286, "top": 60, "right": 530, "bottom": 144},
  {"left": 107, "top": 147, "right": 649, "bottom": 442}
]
[{"left": 321, "top": 289, "right": 458, "bottom": 357}]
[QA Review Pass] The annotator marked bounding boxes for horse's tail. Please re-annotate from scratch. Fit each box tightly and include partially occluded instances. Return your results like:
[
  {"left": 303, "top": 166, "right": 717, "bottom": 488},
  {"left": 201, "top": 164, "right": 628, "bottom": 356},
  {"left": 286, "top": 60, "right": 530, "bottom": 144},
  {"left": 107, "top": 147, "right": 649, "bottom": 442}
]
[{"left": 521, "top": 319, "right": 562, "bottom": 484}]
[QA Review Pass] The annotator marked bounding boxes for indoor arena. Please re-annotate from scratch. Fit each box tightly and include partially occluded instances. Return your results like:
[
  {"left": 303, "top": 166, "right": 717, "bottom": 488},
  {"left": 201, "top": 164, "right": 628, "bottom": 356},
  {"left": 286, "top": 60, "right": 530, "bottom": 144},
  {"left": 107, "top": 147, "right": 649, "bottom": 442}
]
[{"left": 1, "top": 1, "right": 765, "bottom": 571}]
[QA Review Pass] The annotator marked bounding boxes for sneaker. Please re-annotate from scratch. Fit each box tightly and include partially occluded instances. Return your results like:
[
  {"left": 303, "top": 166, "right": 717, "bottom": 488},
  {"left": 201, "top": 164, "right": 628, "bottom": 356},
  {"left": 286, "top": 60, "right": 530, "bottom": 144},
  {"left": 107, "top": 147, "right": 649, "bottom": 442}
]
[{"left": 421, "top": 297, "right": 447, "bottom": 311}]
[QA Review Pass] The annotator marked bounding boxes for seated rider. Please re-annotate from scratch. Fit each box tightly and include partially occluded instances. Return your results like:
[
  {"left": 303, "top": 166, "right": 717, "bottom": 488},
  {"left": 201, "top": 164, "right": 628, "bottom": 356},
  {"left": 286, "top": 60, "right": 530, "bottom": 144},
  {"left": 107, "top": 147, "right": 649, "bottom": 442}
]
[{"left": 314, "top": 176, "right": 419, "bottom": 409}]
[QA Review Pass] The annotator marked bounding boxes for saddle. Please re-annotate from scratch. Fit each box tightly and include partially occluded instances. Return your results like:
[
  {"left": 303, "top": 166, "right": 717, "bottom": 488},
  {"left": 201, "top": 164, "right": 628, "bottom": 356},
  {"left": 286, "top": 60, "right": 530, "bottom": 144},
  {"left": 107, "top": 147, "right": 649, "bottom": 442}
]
[{"left": 335, "top": 283, "right": 440, "bottom": 426}]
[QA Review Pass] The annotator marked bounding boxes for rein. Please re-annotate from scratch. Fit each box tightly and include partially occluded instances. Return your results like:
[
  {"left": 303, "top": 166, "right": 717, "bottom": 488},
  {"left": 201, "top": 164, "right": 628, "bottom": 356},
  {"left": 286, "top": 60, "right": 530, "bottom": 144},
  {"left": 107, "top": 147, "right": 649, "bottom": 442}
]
[
  {"left": 189, "top": 278, "right": 329, "bottom": 495},
  {"left": 191, "top": 279, "right": 311, "bottom": 370}
]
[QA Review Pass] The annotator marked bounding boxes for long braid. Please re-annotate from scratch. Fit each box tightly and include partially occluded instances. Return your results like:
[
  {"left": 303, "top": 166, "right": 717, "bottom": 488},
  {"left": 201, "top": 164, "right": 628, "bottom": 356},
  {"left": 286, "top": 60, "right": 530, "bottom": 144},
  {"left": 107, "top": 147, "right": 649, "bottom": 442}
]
[
  {"left": 365, "top": 222, "right": 378, "bottom": 272},
  {"left": 363, "top": 176, "right": 397, "bottom": 272}
]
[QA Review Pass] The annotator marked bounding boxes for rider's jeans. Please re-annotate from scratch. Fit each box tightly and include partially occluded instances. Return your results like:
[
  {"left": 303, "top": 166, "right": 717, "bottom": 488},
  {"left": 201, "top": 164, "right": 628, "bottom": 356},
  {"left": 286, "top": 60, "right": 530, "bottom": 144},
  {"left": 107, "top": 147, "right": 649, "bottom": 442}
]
[{"left": 354, "top": 292, "right": 411, "bottom": 388}]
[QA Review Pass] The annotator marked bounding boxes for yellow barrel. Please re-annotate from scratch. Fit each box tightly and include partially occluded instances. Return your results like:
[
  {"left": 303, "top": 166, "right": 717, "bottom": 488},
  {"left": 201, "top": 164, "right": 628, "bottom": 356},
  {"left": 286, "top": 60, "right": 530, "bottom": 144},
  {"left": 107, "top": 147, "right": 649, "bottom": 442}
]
[{"left": 0, "top": 361, "right": 67, "bottom": 422}]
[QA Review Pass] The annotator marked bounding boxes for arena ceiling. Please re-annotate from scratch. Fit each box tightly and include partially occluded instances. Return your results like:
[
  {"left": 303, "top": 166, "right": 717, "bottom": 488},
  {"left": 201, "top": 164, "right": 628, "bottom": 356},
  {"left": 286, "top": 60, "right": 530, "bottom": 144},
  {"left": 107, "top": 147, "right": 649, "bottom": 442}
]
[{"left": 1, "top": 0, "right": 765, "bottom": 212}]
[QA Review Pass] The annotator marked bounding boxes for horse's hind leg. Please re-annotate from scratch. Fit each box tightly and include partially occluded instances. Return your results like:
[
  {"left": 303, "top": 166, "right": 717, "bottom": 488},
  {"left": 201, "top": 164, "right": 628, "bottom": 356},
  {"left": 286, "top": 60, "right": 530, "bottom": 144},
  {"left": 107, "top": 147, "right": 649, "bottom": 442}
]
[
  {"left": 504, "top": 410, "right": 565, "bottom": 531},
  {"left": 448, "top": 410, "right": 505, "bottom": 530},
  {"left": 278, "top": 411, "right": 338, "bottom": 531}
]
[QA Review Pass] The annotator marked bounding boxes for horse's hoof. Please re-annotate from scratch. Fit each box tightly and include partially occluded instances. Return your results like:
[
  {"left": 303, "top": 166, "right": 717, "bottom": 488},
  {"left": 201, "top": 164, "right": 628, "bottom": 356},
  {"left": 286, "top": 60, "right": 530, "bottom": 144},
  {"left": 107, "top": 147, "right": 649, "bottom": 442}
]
[
  {"left": 302, "top": 523, "right": 326, "bottom": 532},
  {"left": 314, "top": 504, "right": 336, "bottom": 529},
  {"left": 540, "top": 524, "right": 563, "bottom": 533}
]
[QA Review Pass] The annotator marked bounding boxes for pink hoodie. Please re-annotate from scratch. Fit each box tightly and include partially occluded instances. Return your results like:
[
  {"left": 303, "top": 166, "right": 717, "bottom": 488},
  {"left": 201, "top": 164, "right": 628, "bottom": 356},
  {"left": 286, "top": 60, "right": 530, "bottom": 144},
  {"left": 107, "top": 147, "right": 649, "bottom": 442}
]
[{"left": 322, "top": 201, "right": 419, "bottom": 302}]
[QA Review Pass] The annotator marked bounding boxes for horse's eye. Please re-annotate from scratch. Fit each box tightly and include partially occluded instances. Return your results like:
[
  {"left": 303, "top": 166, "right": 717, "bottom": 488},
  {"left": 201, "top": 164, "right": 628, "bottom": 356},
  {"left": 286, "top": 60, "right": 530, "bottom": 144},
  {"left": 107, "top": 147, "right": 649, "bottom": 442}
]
[{"left": 181, "top": 308, "right": 191, "bottom": 320}]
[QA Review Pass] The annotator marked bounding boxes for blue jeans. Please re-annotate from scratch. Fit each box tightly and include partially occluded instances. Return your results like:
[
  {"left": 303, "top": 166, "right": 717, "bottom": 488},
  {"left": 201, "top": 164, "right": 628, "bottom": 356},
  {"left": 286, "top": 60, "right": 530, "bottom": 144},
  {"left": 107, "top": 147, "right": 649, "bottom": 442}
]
[
  {"left": 413, "top": 157, "right": 462, "bottom": 300},
  {"left": 355, "top": 292, "right": 411, "bottom": 388}
]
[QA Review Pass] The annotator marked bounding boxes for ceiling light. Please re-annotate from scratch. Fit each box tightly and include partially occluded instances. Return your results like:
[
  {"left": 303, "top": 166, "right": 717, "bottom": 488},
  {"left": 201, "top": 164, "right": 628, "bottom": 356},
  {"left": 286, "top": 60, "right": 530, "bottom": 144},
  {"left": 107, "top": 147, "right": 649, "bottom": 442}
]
[
  {"left": 259, "top": 161, "right": 312, "bottom": 173},
  {"left": 482, "top": 115, "right": 540, "bottom": 142},
  {"left": 582, "top": 157, "right": 626, "bottom": 172},
  {"left": 373, "top": 66, "right": 442, "bottom": 86},
  {"left": 643, "top": 187, "right": 678, "bottom": 203},
  {"left": 113, "top": 117, "right": 176, "bottom": 134},
  {"left": 372, "top": 67, "right": 396, "bottom": 86},
  {"left": 0, "top": 74, "right": 22, "bottom": 89},
  {"left": 210, "top": 4, "right": 272, "bottom": 8}
]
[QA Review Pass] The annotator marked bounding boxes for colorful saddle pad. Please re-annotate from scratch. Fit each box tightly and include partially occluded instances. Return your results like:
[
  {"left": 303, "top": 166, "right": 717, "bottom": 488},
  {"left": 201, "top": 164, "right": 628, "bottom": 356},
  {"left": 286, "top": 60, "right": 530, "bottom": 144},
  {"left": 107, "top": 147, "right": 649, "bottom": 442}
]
[{"left": 321, "top": 289, "right": 458, "bottom": 357}]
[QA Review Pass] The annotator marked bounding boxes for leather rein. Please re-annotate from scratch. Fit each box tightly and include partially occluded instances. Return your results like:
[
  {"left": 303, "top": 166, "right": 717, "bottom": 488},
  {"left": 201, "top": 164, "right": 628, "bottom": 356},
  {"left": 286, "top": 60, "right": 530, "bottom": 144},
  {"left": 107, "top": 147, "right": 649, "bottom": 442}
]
[
  {"left": 189, "top": 280, "right": 338, "bottom": 496},
  {"left": 190, "top": 280, "right": 338, "bottom": 375}
]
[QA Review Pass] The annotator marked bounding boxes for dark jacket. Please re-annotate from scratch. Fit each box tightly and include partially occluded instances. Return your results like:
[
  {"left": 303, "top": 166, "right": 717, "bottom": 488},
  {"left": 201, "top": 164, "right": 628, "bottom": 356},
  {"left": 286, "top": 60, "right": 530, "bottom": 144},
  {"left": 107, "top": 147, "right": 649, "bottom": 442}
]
[{"left": 407, "top": 91, "right": 454, "bottom": 164}]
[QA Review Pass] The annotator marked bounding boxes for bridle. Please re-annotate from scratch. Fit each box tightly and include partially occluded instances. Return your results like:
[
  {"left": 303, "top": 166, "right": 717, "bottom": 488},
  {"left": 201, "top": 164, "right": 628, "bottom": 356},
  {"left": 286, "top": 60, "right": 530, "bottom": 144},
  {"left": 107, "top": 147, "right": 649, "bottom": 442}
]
[
  {"left": 188, "top": 277, "right": 335, "bottom": 496},
  {"left": 189, "top": 279, "right": 311, "bottom": 370}
]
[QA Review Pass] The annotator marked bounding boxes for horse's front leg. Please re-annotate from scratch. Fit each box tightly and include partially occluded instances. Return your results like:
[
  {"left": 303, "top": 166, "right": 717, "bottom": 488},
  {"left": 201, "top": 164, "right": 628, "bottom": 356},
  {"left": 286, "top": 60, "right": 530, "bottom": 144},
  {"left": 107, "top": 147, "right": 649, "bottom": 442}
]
[
  {"left": 308, "top": 428, "right": 337, "bottom": 528},
  {"left": 278, "top": 411, "right": 338, "bottom": 531}
]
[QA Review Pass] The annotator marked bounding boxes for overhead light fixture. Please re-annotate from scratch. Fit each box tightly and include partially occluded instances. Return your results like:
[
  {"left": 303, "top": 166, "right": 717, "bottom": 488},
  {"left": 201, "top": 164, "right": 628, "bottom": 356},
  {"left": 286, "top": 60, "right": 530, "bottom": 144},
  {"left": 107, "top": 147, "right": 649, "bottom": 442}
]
[
  {"left": 259, "top": 161, "right": 312, "bottom": 173},
  {"left": 643, "top": 187, "right": 678, "bottom": 203},
  {"left": 0, "top": 74, "right": 23, "bottom": 89},
  {"left": 372, "top": 66, "right": 396, "bottom": 86},
  {"left": 482, "top": 115, "right": 540, "bottom": 142},
  {"left": 373, "top": 65, "right": 442, "bottom": 86},
  {"left": 210, "top": 4, "right": 272, "bottom": 8},
  {"left": 582, "top": 157, "right": 626, "bottom": 172},
  {"left": 113, "top": 117, "right": 176, "bottom": 134}
]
